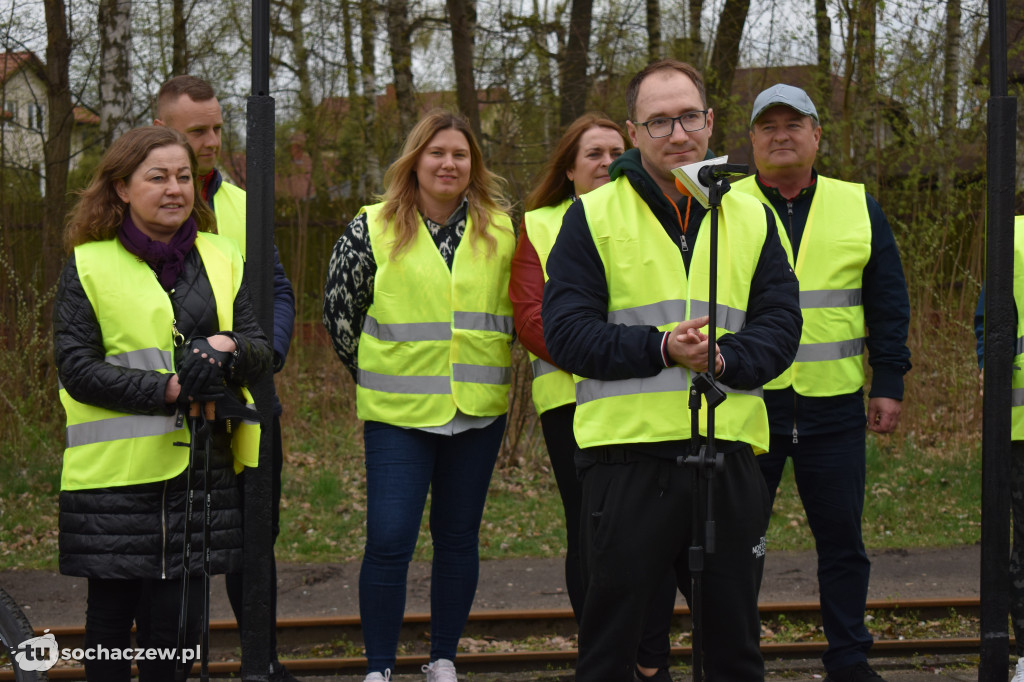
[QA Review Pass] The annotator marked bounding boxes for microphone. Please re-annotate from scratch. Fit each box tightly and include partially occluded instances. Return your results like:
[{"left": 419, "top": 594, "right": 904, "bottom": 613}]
[
  {"left": 697, "top": 163, "right": 750, "bottom": 186},
  {"left": 670, "top": 156, "right": 750, "bottom": 208}
]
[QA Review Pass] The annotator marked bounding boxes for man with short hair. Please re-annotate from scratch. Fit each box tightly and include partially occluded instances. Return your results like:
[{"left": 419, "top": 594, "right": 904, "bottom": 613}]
[
  {"left": 156, "top": 75, "right": 298, "bottom": 682},
  {"left": 542, "top": 59, "right": 802, "bottom": 681},
  {"left": 733, "top": 84, "right": 912, "bottom": 682}
]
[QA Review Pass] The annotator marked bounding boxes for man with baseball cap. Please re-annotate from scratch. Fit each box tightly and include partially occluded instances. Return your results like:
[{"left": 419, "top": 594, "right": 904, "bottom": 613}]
[{"left": 733, "top": 84, "right": 911, "bottom": 682}]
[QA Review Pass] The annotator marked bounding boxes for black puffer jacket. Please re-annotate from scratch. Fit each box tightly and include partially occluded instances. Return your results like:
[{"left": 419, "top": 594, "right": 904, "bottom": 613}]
[{"left": 53, "top": 242, "right": 273, "bottom": 580}]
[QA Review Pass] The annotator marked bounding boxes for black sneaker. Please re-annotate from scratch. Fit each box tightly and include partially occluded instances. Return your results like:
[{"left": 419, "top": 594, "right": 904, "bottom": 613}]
[
  {"left": 269, "top": 660, "right": 300, "bottom": 682},
  {"left": 824, "top": 661, "right": 886, "bottom": 682},
  {"left": 633, "top": 665, "right": 673, "bottom": 682}
]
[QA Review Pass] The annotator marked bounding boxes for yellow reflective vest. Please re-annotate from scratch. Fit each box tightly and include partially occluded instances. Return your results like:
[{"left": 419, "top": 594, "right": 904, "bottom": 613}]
[
  {"left": 523, "top": 199, "right": 577, "bottom": 415},
  {"left": 356, "top": 203, "right": 515, "bottom": 427},
  {"left": 1012, "top": 216, "right": 1024, "bottom": 439},
  {"left": 732, "top": 175, "right": 870, "bottom": 395},
  {"left": 573, "top": 177, "right": 771, "bottom": 453},
  {"left": 59, "top": 233, "right": 260, "bottom": 491},
  {"left": 211, "top": 180, "right": 247, "bottom": 257}
]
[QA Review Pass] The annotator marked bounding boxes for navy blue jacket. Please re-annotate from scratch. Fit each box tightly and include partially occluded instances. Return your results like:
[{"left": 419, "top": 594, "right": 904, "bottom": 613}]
[
  {"left": 209, "top": 170, "right": 296, "bottom": 415},
  {"left": 541, "top": 149, "right": 801, "bottom": 451},
  {"left": 751, "top": 173, "right": 912, "bottom": 437}
]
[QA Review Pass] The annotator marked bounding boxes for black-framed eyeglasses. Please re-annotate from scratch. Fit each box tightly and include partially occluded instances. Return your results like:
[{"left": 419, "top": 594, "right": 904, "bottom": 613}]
[{"left": 635, "top": 111, "right": 708, "bottom": 138}]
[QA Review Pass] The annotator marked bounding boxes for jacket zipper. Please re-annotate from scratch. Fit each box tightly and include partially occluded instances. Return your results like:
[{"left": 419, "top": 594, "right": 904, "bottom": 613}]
[{"left": 160, "top": 480, "right": 169, "bottom": 578}]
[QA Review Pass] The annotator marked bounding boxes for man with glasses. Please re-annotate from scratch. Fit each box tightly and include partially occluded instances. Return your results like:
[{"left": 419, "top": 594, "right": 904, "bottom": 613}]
[
  {"left": 732, "top": 84, "right": 911, "bottom": 682},
  {"left": 542, "top": 59, "right": 801, "bottom": 681}
]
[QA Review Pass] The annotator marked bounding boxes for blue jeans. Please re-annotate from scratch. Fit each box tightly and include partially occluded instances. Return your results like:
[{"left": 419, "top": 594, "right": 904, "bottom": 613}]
[
  {"left": 359, "top": 416, "right": 505, "bottom": 674},
  {"left": 758, "top": 427, "right": 871, "bottom": 672}
]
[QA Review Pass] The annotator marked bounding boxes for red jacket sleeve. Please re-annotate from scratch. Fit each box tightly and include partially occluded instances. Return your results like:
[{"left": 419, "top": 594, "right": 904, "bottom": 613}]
[{"left": 509, "top": 223, "right": 558, "bottom": 366}]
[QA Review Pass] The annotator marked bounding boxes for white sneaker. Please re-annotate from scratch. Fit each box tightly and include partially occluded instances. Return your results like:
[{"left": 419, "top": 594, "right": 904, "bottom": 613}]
[
  {"left": 421, "top": 658, "right": 458, "bottom": 682},
  {"left": 364, "top": 671, "right": 392, "bottom": 682},
  {"left": 1013, "top": 659, "right": 1024, "bottom": 682}
]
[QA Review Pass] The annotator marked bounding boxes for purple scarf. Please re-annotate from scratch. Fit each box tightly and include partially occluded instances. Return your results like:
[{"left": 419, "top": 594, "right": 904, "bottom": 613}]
[{"left": 118, "top": 212, "right": 198, "bottom": 290}]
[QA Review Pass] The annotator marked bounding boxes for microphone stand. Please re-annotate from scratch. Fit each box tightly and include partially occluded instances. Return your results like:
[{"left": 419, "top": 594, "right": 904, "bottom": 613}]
[{"left": 680, "top": 162, "right": 746, "bottom": 682}]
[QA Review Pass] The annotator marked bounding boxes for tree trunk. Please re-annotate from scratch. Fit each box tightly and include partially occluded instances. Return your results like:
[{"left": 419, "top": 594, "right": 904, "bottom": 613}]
[
  {"left": 386, "top": 0, "right": 416, "bottom": 136},
  {"left": 558, "top": 0, "right": 592, "bottom": 126},
  {"left": 43, "top": 0, "right": 73, "bottom": 285},
  {"left": 941, "top": 0, "right": 962, "bottom": 135},
  {"left": 360, "top": 0, "right": 382, "bottom": 193},
  {"left": 813, "top": 0, "right": 832, "bottom": 129},
  {"left": 446, "top": 0, "right": 482, "bottom": 140},
  {"left": 852, "top": 0, "right": 877, "bottom": 182},
  {"left": 172, "top": 0, "right": 187, "bottom": 75},
  {"left": 646, "top": 0, "right": 661, "bottom": 62},
  {"left": 688, "top": 0, "right": 703, "bottom": 64},
  {"left": 98, "top": 0, "right": 132, "bottom": 146},
  {"left": 707, "top": 0, "right": 751, "bottom": 149}
]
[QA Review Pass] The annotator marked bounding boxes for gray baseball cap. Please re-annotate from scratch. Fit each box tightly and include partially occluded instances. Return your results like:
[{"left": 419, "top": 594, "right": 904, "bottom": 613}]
[{"left": 750, "top": 84, "right": 819, "bottom": 126}]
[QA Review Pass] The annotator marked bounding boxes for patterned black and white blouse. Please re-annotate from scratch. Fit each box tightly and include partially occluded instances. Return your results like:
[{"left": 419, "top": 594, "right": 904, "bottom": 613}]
[{"left": 322, "top": 201, "right": 469, "bottom": 380}]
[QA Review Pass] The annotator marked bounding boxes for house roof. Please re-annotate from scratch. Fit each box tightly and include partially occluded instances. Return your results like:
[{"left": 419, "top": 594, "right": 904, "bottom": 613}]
[{"left": 0, "top": 51, "right": 44, "bottom": 86}]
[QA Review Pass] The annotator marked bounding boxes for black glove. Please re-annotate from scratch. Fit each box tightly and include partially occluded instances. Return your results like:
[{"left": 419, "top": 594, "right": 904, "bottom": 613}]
[{"left": 176, "top": 337, "right": 232, "bottom": 404}]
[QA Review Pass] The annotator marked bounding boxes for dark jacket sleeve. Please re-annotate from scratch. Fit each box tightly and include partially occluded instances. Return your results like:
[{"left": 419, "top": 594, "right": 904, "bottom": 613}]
[
  {"left": 542, "top": 200, "right": 668, "bottom": 380},
  {"left": 226, "top": 275, "right": 274, "bottom": 386},
  {"left": 510, "top": 225, "right": 557, "bottom": 366},
  {"left": 323, "top": 213, "right": 376, "bottom": 380},
  {"left": 271, "top": 245, "right": 296, "bottom": 372},
  {"left": 861, "top": 194, "right": 912, "bottom": 399},
  {"left": 53, "top": 255, "right": 172, "bottom": 415},
  {"left": 715, "top": 205, "right": 803, "bottom": 390}
]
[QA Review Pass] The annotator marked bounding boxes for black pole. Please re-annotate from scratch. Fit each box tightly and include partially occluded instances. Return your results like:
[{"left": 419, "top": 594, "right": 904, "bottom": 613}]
[
  {"left": 979, "top": 0, "right": 1017, "bottom": 674},
  {"left": 241, "top": 0, "right": 275, "bottom": 678}
]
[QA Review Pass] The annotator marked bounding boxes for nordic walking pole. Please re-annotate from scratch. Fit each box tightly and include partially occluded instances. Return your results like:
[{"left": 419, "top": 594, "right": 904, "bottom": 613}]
[
  {"left": 175, "top": 402, "right": 200, "bottom": 678},
  {"left": 200, "top": 400, "right": 214, "bottom": 682}
]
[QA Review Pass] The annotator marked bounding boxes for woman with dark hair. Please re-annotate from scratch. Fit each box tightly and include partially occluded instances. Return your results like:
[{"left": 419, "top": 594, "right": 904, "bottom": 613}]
[
  {"left": 510, "top": 113, "right": 679, "bottom": 682},
  {"left": 53, "top": 125, "right": 272, "bottom": 682},
  {"left": 323, "top": 109, "right": 514, "bottom": 682}
]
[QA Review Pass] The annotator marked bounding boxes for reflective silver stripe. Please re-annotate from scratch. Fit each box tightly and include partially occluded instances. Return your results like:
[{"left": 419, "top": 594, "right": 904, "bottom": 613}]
[
  {"left": 358, "top": 369, "right": 451, "bottom": 394},
  {"left": 531, "top": 358, "right": 560, "bottom": 378},
  {"left": 1014, "top": 388, "right": 1024, "bottom": 408},
  {"left": 453, "top": 363, "right": 511, "bottom": 385},
  {"left": 1017, "top": 336, "right": 1024, "bottom": 356},
  {"left": 689, "top": 300, "right": 747, "bottom": 333},
  {"left": 576, "top": 368, "right": 762, "bottom": 404},
  {"left": 106, "top": 348, "right": 174, "bottom": 372},
  {"left": 721, "top": 383, "right": 764, "bottom": 398},
  {"left": 453, "top": 311, "right": 514, "bottom": 335},
  {"left": 66, "top": 414, "right": 181, "bottom": 448},
  {"left": 794, "top": 338, "right": 865, "bottom": 363},
  {"left": 362, "top": 315, "right": 451, "bottom": 342},
  {"left": 800, "top": 289, "right": 862, "bottom": 309},
  {"left": 576, "top": 367, "right": 688, "bottom": 405},
  {"left": 607, "top": 300, "right": 686, "bottom": 327}
]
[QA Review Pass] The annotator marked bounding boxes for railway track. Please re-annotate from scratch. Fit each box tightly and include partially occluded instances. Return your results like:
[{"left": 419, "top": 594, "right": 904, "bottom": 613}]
[{"left": 1, "top": 597, "right": 984, "bottom": 680}]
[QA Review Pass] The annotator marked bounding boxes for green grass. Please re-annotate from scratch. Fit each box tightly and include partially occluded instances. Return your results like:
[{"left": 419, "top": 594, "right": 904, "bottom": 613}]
[
  {"left": 765, "top": 435, "right": 982, "bottom": 552},
  {"left": 0, "top": 338, "right": 985, "bottom": 572}
]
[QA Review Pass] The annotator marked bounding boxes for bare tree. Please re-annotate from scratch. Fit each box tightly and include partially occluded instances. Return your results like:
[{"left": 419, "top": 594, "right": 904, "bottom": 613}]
[
  {"left": 42, "top": 0, "right": 73, "bottom": 282},
  {"left": 98, "top": 0, "right": 132, "bottom": 145},
  {"left": 940, "top": 0, "right": 962, "bottom": 136},
  {"left": 646, "top": 0, "right": 660, "bottom": 62},
  {"left": 360, "top": 0, "right": 382, "bottom": 192},
  {"left": 558, "top": 0, "right": 592, "bottom": 126},
  {"left": 707, "top": 0, "right": 751, "bottom": 148},
  {"left": 813, "top": 0, "right": 832, "bottom": 127},
  {"left": 172, "top": 0, "right": 187, "bottom": 74},
  {"left": 446, "top": 0, "right": 481, "bottom": 139},
  {"left": 385, "top": 0, "right": 416, "bottom": 135}
]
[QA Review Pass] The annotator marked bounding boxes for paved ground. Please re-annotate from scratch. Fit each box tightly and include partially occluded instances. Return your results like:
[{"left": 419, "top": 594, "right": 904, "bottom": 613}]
[{"left": 0, "top": 544, "right": 993, "bottom": 680}]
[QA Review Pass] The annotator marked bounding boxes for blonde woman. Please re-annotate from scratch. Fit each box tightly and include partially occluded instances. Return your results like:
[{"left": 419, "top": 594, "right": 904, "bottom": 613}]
[{"left": 323, "top": 109, "right": 514, "bottom": 682}]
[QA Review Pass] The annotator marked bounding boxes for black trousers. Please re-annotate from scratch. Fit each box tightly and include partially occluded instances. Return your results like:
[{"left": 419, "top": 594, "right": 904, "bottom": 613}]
[
  {"left": 575, "top": 445, "right": 770, "bottom": 681},
  {"left": 84, "top": 576, "right": 202, "bottom": 681},
  {"left": 541, "top": 404, "right": 678, "bottom": 669},
  {"left": 225, "top": 414, "right": 284, "bottom": 656}
]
